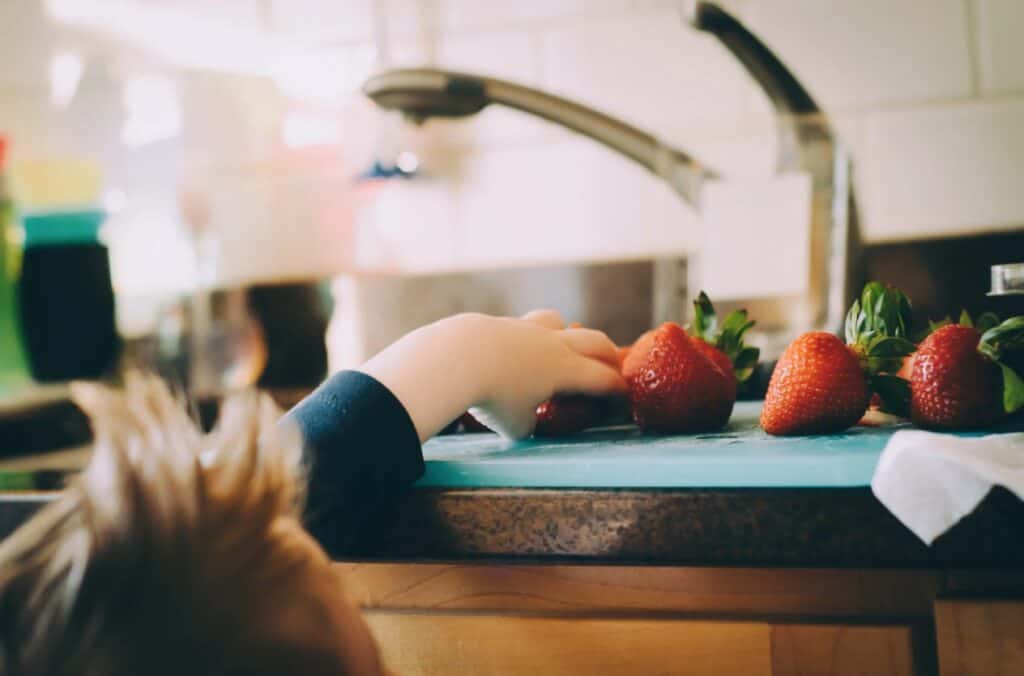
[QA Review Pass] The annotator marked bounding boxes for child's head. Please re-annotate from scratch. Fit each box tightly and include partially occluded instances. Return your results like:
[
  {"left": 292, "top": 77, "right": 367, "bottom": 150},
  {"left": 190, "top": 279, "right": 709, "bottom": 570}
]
[{"left": 0, "top": 375, "right": 387, "bottom": 676}]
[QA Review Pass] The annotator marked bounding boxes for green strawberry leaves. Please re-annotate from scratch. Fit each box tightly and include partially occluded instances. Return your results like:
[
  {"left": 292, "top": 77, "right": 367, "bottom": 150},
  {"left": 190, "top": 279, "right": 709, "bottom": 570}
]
[
  {"left": 846, "top": 281, "right": 913, "bottom": 347},
  {"left": 847, "top": 282, "right": 915, "bottom": 368},
  {"left": 868, "top": 373, "right": 911, "bottom": 418},
  {"left": 978, "top": 315, "right": 1024, "bottom": 356},
  {"left": 862, "top": 335, "right": 917, "bottom": 374},
  {"left": 956, "top": 309, "right": 1000, "bottom": 331},
  {"left": 917, "top": 310, "right": 1000, "bottom": 341},
  {"left": 847, "top": 280, "right": 913, "bottom": 346},
  {"left": 846, "top": 282, "right": 915, "bottom": 416},
  {"left": 979, "top": 316, "right": 1024, "bottom": 414},
  {"left": 976, "top": 312, "right": 1000, "bottom": 332},
  {"left": 692, "top": 291, "right": 717, "bottom": 342},
  {"left": 733, "top": 346, "right": 760, "bottom": 384},
  {"left": 997, "top": 364, "right": 1024, "bottom": 415},
  {"left": 690, "top": 291, "right": 760, "bottom": 383}
]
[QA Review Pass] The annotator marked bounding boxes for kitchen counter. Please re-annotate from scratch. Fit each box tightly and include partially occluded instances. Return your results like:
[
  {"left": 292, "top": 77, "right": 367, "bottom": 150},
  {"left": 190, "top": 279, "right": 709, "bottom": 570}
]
[
  {"left": 3, "top": 402, "right": 1022, "bottom": 567},
  {"left": 4, "top": 405, "right": 1023, "bottom": 675},
  {"left": 4, "top": 482, "right": 1023, "bottom": 569},
  {"left": 340, "top": 401, "right": 1023, "bottom": 567},
  {"left": 344, "top": 485, "right": 1024, "bottom": 567}
]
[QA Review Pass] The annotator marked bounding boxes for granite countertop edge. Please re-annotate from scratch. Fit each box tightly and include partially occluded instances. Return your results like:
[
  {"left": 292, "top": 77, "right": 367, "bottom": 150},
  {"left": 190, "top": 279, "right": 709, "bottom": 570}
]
[{"left": 3, "top": 484, "right": 1021, "bottom": 568}]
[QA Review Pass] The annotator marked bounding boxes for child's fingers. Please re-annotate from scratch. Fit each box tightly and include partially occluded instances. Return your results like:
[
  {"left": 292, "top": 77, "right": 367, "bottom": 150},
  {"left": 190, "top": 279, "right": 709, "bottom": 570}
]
[
  {"left": 559, "top": 328, "right": 621, "bottom": 368},
  {"left": 557, "top": 356, "right": 628, "bottom": 395},
  {"left": 521, "top": 309, "right": 565, "bottom": 330}
]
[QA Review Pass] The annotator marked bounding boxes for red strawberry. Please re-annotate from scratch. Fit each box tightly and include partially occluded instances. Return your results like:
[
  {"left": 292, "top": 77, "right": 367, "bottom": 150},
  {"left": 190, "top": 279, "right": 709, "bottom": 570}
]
[
  {"left": 627, "top": 322, "right": 734, "bottom": 433},
  {"left": 762, "top": 282, "right": 916, "bottom": 435},
  {"left": 692, "top": 339, "right": 736, "bottom": 388},
  {"left": 534, "top": 395, "right": 607, "bottom": 437},
  {"left": 761, "top": 332, "right": 871, "bottom": 435},
  {"left": 910, "top": 317, "right": 1024, "bottom": 429}
]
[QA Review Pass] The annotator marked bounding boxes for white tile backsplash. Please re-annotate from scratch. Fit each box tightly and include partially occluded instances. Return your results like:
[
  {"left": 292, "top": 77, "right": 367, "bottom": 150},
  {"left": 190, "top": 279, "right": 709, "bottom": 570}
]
[
  {"left": 454, "top": 138, "right": 697, "bottom": 268},
  {"left": 425, "top": 29, "right": 554, "bottom": 146},
  {"left": 974, "top": 0, "right": 1024, "bottom": 95},
  {"left": 268, "top": 0, "right": 375, "bottom": 43},
  {"left": 354, "top": 178, "right": 459, "bottom": 273},
  {"left": 541, "top": 11, "right": 755, "bottom": 143},
  {"left": 744, "top": 0, "right": 973, "bottom": 111},
  {"left": 862, "top": 98, "right": 1024, "bottom": 241},
  {"left": 438, "top": 0, "right": 632, "bottom": 33},
  {"left": 151, "top": 0, "right": 264, "bottom": 30},
  {"left": 438, "top": 30, "right": 540, "bottom": 83}
]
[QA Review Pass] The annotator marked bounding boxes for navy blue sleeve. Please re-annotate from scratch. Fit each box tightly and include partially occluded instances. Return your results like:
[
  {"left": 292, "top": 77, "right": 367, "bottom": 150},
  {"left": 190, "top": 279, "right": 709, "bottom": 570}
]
[{"left": 284, "top": 370, "right": 425, "bottom": 556}]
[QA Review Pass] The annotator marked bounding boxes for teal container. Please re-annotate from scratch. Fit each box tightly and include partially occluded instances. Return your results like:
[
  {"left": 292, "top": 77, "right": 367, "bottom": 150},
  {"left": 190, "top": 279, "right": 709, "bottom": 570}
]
[{"left": 21, "top": 209, "right": 105, "bottom": 247}]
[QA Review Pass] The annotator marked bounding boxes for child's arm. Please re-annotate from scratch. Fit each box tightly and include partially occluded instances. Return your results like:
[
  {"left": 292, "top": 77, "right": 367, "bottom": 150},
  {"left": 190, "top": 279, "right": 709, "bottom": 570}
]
[
  {"left": 360, "top": 310, "right": 626, "bottom": 440},
  {"left": 285, "top": 311, "right": 626, "bottom": 554}
]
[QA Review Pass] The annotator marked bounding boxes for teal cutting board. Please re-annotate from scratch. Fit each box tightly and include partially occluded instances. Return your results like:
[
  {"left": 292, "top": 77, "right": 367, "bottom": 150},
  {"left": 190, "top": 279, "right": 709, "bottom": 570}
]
[{"left": 418, "top": 401, "right": 1014, "bottom": 489}]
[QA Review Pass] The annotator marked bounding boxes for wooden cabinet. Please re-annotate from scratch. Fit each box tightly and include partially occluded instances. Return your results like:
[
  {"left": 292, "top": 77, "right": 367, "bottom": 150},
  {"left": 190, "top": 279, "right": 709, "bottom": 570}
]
[
  {"left": 367, "top": 615, "right": 774, "bottom": 676},
  {"left": 342, "top": 563, "right": 927, "bottom": 675},
  {"left": 366, "top": 614, "right": 915, "bottom": 676},
  {"left": 771, "top": 624, "right": 915, "bottom": 676},
  {"left": 340, "top": 563, "right": 1024, "bottom": 674},
  {"left": 935, "top": 600, "right": 1024, "bottom": 676}
]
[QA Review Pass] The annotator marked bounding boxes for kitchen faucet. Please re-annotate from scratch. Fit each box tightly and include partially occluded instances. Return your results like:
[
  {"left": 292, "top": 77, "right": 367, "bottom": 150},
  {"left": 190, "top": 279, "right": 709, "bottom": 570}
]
[{"left": 362, "top": 2, "right": 862, "bottom": 357}]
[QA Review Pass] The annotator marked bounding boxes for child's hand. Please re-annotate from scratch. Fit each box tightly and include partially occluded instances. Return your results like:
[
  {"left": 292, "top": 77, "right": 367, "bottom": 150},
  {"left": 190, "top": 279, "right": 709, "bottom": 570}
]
[{"left": 360, "top": 311, "right": 627, "bottom": 440}]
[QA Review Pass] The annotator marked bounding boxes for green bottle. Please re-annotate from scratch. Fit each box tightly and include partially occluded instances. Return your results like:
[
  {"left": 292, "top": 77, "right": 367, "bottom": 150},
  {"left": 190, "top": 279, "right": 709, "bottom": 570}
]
[{"left": 0, "top": 137, "right": 31, "bottom": 395}]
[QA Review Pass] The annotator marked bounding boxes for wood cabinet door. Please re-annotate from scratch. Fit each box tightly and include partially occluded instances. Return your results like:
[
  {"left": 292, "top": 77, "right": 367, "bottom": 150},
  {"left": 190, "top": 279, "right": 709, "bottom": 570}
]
[
  {"left": 936, "top": 599, "right": 1024, "bottom": 676},
  {"left": 366, "top": 613, "right": 916, "bottom": 676}
]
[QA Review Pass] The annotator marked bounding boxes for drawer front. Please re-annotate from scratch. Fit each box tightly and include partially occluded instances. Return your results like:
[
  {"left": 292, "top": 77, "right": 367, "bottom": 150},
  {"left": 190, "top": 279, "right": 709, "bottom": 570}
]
[{"left": 366, "top": 613, "right": 914, "bottom": 676}]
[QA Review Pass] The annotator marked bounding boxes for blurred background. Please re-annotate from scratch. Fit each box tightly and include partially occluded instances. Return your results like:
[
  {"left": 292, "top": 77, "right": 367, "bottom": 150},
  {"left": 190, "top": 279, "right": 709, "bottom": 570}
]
[{"left": 1, "top": 0, "right": 1023, "bottom": 439}]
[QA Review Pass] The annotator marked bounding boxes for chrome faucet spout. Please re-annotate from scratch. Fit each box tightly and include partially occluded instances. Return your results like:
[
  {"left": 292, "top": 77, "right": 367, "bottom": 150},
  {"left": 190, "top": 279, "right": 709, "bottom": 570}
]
[
  {"left": 687, "top": 1, "right": 826, "bottom": 169},
  {"left": 362, "top": 69, "right": 709, "bottom": 207}
]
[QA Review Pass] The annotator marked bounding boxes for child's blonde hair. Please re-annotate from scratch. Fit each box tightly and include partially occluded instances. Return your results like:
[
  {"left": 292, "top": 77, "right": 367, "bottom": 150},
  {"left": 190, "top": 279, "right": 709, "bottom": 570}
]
[{"left": 0, "top": 375, "right": 376, "bottom": 676}]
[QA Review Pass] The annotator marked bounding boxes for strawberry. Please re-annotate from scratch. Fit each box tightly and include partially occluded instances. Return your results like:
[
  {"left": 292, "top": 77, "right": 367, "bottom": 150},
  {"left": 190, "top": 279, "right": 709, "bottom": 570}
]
[
  {"left": 911, "top": 315, "right": 1024, "bottom": 429},
  {"left": 762, "top": 282, "right": 916, "bottom": 435},
  {"left": 761, "top": 332, "right": 872, "bottom": 435},
  {"left": 530, "top": 321, "right": 621, "bottom": 438},
  {"left": 688, "top": 291, "right": 760, "bottom": 393},
  {"left": 533, "top": 395, "right": 607, "bottom": 437},
  {"left": 627, "top": 322, "right": 734, "bottom": 433}
]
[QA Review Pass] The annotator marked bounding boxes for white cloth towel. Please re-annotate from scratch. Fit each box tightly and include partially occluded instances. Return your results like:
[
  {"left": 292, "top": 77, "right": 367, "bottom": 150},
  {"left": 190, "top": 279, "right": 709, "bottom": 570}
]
[{"left": 871, "top": 430, "right": 1024, "bottom": 544}]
